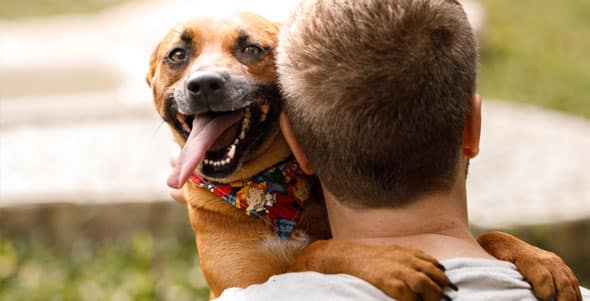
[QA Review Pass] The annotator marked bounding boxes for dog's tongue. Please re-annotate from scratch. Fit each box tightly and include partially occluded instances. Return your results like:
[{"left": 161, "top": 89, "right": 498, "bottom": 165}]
[{"left": 167, "top": 112, "right": 243, "bottom": 189}]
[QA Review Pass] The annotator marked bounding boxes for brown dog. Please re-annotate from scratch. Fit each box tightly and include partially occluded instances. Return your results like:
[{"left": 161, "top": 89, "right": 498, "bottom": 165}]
[
  {"left": 146, "top": 12, "right": 581, "bottom": 301},
  {"left": 146, "top": 12, "right": 451, "bottom": 300}
]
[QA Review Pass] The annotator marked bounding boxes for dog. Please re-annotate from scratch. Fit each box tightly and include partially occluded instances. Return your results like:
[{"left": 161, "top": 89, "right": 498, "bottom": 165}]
[{"left": 146, "top": 12, "right": 581, "bottom": 301}]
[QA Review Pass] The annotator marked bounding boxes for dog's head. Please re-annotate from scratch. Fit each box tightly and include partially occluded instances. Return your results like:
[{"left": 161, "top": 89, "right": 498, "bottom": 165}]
[{"left": 147, "top": 12, "right": 290, "bottom": 189}]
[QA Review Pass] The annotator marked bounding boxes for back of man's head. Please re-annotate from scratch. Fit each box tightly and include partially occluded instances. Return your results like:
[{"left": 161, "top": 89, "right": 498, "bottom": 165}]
[{"left": 277, "top": 0, "right": 477, "bottom": 208}]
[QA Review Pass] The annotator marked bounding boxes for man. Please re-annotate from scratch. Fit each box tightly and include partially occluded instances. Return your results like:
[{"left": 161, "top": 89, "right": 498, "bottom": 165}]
[{"left": 218, "top": 0, "right": 589, "bottom": 300}]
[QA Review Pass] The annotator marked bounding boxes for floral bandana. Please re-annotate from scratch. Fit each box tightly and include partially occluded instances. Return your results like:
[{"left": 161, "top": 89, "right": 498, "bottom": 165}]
[{"left": 189, "top": 159, "right": 311, "bottom": 240}]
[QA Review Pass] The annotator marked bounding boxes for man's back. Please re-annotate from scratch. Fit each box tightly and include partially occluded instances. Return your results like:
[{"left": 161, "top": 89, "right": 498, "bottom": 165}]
[{"left": 220, "top": 258, "right": 590, "bottom": 300}]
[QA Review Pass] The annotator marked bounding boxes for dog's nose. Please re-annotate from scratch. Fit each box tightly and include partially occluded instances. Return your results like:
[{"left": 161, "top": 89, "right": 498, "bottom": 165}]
[{"left": 187, "top": 71, "right": 227, "bottom": 98}]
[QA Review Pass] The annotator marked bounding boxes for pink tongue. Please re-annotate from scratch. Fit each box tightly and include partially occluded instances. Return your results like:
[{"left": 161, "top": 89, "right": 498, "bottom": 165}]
[{"left": 167, "top": 112, "right": 243, "bottom": 189}]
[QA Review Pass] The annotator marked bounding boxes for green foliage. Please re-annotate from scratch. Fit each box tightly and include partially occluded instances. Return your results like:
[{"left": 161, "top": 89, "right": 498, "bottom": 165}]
[
  {"left": 0, "top": 232, "right": 210, "bottom": 301},
  {"left": 479, "top": 0, "right": 590, "bottom": 118}
]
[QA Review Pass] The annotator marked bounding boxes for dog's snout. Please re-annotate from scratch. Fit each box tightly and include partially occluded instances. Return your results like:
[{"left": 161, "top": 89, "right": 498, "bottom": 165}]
[
  {"left": 177, "top": 69, "right": 251, "bottom": 114},
  {"left": 187, "top": 71, "right": 227, "bottom": 97}
]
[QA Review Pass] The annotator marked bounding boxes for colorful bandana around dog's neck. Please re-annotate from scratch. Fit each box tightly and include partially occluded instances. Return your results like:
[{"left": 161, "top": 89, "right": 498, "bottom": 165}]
[{"left": 189, "top": 158, "right": 311, "bottom": 240}]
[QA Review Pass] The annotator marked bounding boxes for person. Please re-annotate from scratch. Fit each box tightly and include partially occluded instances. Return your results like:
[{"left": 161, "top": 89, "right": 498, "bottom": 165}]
[{"left": 217, "top": 0, "right": 590, "bottom": 300}]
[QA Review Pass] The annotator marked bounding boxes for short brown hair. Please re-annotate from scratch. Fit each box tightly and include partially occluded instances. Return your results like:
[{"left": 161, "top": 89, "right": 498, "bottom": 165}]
[{"left": 277, "top": 0, "right": 477, "bottom": 207}]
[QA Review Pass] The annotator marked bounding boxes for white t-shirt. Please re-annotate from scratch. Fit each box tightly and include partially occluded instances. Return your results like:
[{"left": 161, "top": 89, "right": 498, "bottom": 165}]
[{"left": 218, "top": 258, "right": 590, "bottom": 300}]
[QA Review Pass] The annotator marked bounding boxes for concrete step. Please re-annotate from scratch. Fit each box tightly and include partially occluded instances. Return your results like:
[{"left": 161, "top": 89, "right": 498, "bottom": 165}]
[
  {"left": 468, "top": 100, "right": 590, "bottom": 227},
  {"left": 0, "top": 111, "right": 177, "bottom": 206}
]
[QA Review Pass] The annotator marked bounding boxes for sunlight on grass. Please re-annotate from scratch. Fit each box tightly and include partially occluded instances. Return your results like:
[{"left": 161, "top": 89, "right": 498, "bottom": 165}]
[
  {"left": 0, "top": 232, "right": 210, "bottom": 301},
  {"left": 479, "top": 0, "right": 590, "bottom": 118}
]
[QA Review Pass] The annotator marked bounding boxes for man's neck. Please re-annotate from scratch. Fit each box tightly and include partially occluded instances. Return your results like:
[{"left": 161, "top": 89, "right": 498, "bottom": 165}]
[{"left": 323, "top": 183, "right": 494, "bottom": 260}]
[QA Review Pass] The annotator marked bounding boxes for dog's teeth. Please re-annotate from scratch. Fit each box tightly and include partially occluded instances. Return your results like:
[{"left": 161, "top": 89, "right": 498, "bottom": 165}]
[
  {"left": 228, "top": 145, "right": 236, "bottom": 159},
  {"left": 234, "top": 139, "right": 240, "bottom": 145},
  {"left": 241, "top": 117, "right": 250, "bottom": 135},
  {"left": 242, "top": 114, "right": 251, "bottom": 128},
  {"left": 204, "top": 160, "right": 210, "bottom": 165},
  {"left": 239, "top": 130, "right": 246, "bottom": 140}
]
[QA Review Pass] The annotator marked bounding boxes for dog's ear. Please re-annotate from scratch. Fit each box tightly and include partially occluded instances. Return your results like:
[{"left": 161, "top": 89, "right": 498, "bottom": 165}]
[{"left": 146, "top": 42, "right": 161, "bottom": 87}]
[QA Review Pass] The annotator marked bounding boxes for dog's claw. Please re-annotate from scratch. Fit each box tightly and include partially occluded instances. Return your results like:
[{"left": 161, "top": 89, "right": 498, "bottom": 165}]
[
  {"left": 478, "top": 231, "right": 582, "bottom": 301},
  {"left": 290, "top": 240, "right": 452, "bottom": 301}
]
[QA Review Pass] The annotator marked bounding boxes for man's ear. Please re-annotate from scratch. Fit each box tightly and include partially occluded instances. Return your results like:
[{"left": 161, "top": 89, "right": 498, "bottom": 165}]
[
  {"left": 462, "top": 94, "right": 482, "bottom": 158},
  {"left": 146, "top": 42, "right": 161, "bottom": 87},
  {"left": 279, "top": 113, "right": 314, "bottom": 175}
]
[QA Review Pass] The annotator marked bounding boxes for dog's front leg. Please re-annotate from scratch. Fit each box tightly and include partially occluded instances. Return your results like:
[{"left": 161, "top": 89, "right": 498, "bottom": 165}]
[
  {"left": 478, "top": 231, "right": 582, "bottom": 301},
  {"left": 289, "top": 239, "right": 452, "bottom": 301}
]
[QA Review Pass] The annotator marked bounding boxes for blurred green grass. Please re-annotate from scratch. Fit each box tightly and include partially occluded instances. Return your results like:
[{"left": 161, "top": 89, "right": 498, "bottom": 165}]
[
  {"left": 0, "top": 230, "right": 210, "bottom": 301},
  {"left": 1, "top": 220, "right": 588, "bottom": 301},
  {"left": 478, "top": 0, "right": 590, "bottom": 119},
  {"left": 0, "top": 0, "right": 127, "bottom": 19}
]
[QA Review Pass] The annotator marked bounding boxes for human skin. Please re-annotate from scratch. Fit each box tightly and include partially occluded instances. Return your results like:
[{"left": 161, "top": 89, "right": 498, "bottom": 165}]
[{"left": 280, "top": 94, "right": 495, "bottom": 260}]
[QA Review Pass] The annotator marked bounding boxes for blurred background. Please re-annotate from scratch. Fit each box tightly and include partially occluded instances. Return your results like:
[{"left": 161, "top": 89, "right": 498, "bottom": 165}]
[{"left": 0, "top": 0, "right": 588, "bottom": 300}]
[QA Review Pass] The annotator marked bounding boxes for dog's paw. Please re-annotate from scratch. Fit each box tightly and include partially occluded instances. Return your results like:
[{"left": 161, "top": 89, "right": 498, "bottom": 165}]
[
  {"left": 360, "top": 246, "right": 454, "bottom": 301},
  {"left": 290, "top": 240, "right": 453, "bottom": 301},
  {"left": 478, "top": 231, "right": 582, "bottom": 301}
]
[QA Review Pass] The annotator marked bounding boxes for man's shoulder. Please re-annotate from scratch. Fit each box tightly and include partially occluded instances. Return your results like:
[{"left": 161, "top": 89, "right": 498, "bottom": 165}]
[
  {"left": 217, "top": 258, "right": 589, "bottom": 301},
  {"left": 218, "top": 271, "right": 391, "bottom": 301},
  {"left": 441, "top": 258, "right": 536, "bottom": 300}
]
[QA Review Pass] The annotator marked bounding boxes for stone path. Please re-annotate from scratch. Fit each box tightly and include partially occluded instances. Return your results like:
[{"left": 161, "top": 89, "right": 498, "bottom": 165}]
[
  {"left": 1, "top": 0, "right": 589, "bottom": 228},
  {"left": 469, "top": 100, "right": 590, "bottom": 227}
]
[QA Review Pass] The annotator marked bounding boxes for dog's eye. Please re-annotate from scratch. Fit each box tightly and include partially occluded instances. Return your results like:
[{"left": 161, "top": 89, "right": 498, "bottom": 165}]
[
  {"left": 167, "top": 48, "right": 188, "bottom": 64},
  {"left": 243, "top": 45, "right": 264, "bottom": 58}
]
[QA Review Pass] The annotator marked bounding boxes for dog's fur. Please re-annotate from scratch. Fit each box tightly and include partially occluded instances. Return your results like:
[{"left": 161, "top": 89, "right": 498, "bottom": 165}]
[
  {"left": 147, "top": 11, "right": 581, "bottom": 301},
  {"left": 147, "top": 12, "right": 314, "bottom": 292},
  {"left": 147, "top": 12, "right": 454, "bottom": 300}
]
